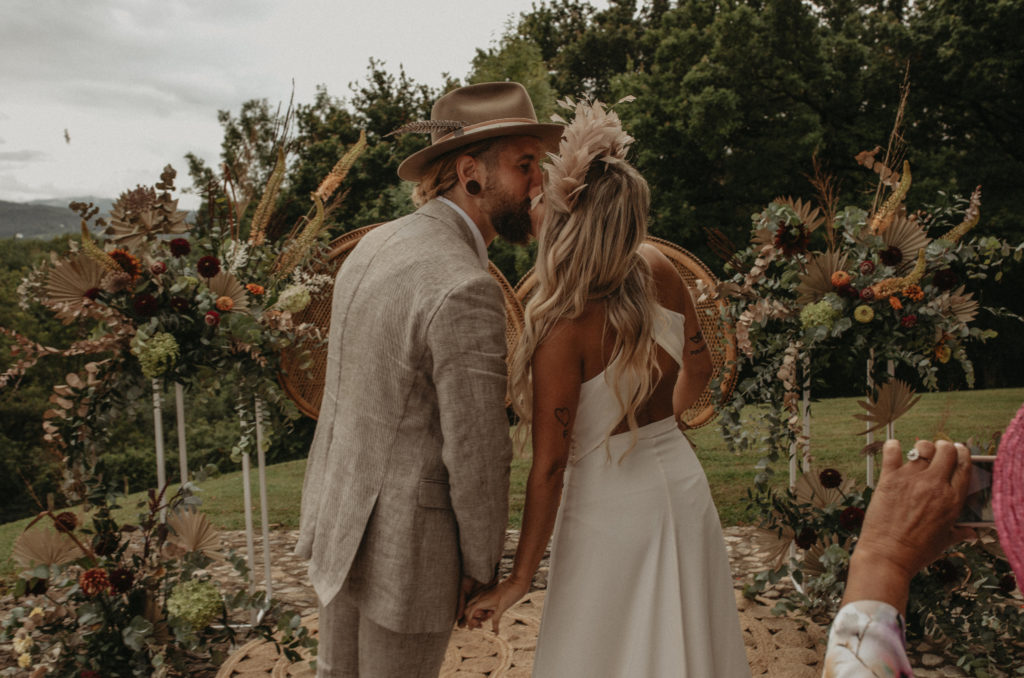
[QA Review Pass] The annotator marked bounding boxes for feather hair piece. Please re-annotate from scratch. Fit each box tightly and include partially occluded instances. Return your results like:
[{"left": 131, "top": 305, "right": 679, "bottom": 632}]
[
  {"left": 545, "top": 96, "right": 635, "bottom": 215},
  {"left": 385, "top": 120, "right": 468, "bottom": 137}
]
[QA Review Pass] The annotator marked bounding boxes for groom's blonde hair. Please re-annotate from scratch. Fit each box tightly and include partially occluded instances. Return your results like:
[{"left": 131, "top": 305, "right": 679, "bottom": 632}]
[{"left": 508, "top": 158, "right": 659, "bottom": 458}]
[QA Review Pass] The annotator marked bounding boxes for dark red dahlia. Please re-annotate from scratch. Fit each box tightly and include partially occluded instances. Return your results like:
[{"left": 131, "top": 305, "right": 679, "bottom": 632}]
[
  {"left": 196, "top": 255, "right": 220, "bottom": 278},
  {"left": 900, "top": 314, "right": 918, "bottom": 328},
  {"left": 879, "top": 246, "right": 903, "bottom": 267},
  {"left": 150, "top": 261, "right": 167, "bottom": 275},
  {"left": 860, "top": 287, "right": 876, "bottom": 301},
  {"left": 929, "top": 558, "right": 961, "bottom": 585},
  {"left": 170, "top": 296, "right": 190, "bottom": 313},
  {"left": 169, "top": 238, "right": 191, "bottom": 257},
  {"left": 54, "top": 511, "right": 78, "bottom": 533},
  {"left": 819, "top": 469, "right": 843, "bottom": 489},
  {"left": 205, "top": 310, "right": 220, "bottom": 327},
  {"left": 838, "top": 284, "right": 860, "bottom": 300},
  {"left": 933, "top": 268, "right": 958, "bottom": 291},
  {"left": 773, "top": 221, "right": 810, "bottom": 257},
  {"left": 132, "top": 293, "right": 159, "bottom": 317},
  {"left": 859, "top": 260, "right": 876, "bottom": 275},
  {"left": 107, "top": 567, "right": 134, "bottom": 593},
  {"left": 999, "top": 573, "right": 1017, "bottom": 594},
  {"left": 83, "top": 287, "right": 101, "bottom": 300},
  {"left": 795, "top": 527, "right": 817, "bottom": 550},
  {"left": 838, "top": 506, "right": 865, "bottom": 532}
]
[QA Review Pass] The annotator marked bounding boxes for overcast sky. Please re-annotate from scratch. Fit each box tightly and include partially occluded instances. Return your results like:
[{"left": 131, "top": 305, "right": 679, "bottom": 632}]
[{"left": 0, "top": 0, "right": 606, "bottom": 209}]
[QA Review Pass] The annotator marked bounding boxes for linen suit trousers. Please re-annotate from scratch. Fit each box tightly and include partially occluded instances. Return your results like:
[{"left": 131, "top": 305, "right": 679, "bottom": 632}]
[{"left": 318, "top": 586, "right": 451, "bottom": 678}]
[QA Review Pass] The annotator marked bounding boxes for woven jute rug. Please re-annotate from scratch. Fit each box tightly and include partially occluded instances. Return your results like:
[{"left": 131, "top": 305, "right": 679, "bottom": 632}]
[{"left": 214, "top": 589, "right": 824, "bottom": 678}]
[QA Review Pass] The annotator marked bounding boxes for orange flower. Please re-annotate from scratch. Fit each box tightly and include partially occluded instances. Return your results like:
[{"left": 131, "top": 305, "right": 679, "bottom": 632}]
[
  {"left": 902, "top": 284, "right": 924, "bottom": 302},
  {"left": 215, "top": 296, "right": 235, "bottom": 312},
  {"left": 889, "top": 296, "right": 903, "bottom": 311},
  {"left": 830, "top": 270, "right": 851, "bottom": 287},
  {"left": 935, "top": 344, "right": 952, "bottom": 364},
  {"left": 245, "top": 283, "right": 265, "bottom": 296}
]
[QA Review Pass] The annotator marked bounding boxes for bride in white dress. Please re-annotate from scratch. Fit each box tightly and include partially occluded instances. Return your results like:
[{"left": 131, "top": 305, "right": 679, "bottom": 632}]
[{"left": 464, "top": 99, "right": 749, "bottom": 677}]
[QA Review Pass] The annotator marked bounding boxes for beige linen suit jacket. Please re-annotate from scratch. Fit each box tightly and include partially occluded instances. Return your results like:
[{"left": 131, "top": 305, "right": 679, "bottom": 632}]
[{"left": 295, "top": 199, "right": 513, "bottom": 634}]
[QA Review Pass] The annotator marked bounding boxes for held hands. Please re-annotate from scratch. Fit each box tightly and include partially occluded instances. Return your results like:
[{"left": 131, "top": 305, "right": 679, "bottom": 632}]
[
  {"left": 461, "top": 575, "right": 531, "bottom": 633},
  {"left": 843, "top": 439, "right": 975, "bottom": 612}
]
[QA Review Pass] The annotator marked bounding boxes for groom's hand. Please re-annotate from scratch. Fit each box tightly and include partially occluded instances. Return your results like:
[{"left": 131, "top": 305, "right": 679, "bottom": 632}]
[{"left": 456, "top": 575, "right": 485, "bottom": 626}]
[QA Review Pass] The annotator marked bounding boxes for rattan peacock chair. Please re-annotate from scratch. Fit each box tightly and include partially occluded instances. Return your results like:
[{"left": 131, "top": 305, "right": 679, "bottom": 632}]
[
  {"left": 513, "top": 236, "right": 736, "bottom": 429},
  {"left": 278, "top": 224, "right": 525, "bottom": 419}
]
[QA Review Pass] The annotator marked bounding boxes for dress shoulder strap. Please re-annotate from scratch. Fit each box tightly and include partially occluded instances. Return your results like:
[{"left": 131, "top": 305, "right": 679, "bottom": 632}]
[{"left": 653, "top": 305, "right": 686, "bottom": 365}]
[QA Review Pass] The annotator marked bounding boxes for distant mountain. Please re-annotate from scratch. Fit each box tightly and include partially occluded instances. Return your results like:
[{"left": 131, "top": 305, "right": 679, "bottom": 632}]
[
  {"left": 0, "top": 200, "right": 80, "bottom": 240},
  {"left": 27, "top": 196, "right": 116, "bottom": 215},
  {"left": 1, "top": 197, "right": 192, "bottom": 240},
  {"left": 0, "top": 197, "right": 118, "bottom": 240}
]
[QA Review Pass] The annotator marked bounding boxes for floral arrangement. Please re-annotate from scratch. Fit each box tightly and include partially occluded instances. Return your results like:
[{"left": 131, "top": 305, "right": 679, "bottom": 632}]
[
  {"left": 1, "top": 479, "right": 315, "bottom": 677},
  {"left": 3, "top": 131, "right": 365, "bottom": 476},
  {"left": 710, "top": 149, "right": 1023, "bottom": 462},
  {"left": 0, "top": 128, "right": 366, "bottom": 674}
]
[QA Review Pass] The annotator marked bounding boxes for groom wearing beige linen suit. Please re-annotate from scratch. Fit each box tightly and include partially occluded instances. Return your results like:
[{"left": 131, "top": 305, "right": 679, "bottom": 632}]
[{"left": 296, "top": 83, "right": 562, "bottom": 677}]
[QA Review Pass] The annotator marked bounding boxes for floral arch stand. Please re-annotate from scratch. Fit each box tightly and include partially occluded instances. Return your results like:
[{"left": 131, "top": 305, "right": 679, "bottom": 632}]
[{"left": 149, "top": 378, "right": 275, "bottom": 617}]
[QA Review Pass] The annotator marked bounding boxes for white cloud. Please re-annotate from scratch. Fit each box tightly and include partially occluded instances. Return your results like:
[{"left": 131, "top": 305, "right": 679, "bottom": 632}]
[
  {"left": 0, "top": 150, "right": 49, "bottom": 163},
  {"left": 0, "top": 0, "right": 608, "bottom": 207}
]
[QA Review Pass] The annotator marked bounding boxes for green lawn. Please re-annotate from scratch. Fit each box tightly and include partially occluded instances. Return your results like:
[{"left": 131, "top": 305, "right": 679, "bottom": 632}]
[{"left": 2, "top": 387, "right": 1020, "bottom": 578}]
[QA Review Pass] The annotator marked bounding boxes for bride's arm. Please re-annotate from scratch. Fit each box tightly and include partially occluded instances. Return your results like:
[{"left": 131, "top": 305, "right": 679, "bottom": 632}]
[{"left": 463, "top": 321, "right": 582, "bottom": 631}]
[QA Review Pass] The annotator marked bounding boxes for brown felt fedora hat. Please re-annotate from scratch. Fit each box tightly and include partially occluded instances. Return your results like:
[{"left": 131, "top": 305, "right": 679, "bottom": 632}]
[{"left": 397, "top": 82, "right": 563, "bottom": 182}]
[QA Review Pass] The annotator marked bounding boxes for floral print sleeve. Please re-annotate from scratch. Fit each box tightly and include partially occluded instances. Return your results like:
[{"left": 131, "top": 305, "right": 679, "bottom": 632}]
[{"left": 823, "top": 601, "right": 914, "bottom": 678}]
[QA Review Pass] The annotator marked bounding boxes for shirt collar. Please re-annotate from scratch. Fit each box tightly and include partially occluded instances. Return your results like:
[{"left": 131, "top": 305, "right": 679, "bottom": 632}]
[{"left": 438, "top": 196, "right": 489, "bottom": 270}]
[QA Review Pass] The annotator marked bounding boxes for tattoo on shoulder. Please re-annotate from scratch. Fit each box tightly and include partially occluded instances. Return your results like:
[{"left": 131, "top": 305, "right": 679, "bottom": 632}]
[
  {"left": 688, "top": 345, "right": 708, "bottom": 356},
  {"left": 689, "top": 329, "right": 705, "bottom": 344}
]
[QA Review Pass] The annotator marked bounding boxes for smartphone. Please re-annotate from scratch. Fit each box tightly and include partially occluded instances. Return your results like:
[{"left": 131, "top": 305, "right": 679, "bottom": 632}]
[{"left": 956, "top": 455, "right": 995, "bottom": 527}]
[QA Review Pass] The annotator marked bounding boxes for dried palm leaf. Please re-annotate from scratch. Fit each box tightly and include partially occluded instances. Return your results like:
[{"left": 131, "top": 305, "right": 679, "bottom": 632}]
[
  {"left": 794, "top": 468, "right": 855, "bottom": 509},
  {"left": 105, "top": 186, "right": 188, "bottom": 250},
  {"left": 882, "top": 215, "right": 931, "bottom": 272},
  {"left": 44, "top": 253, "right": 105, "bottom": 321},
  {"left": 13, "top": 528, "right": 81, "bottom": 569},
  {"left": 167, "top": 508, "right": 221, "bottom": 557},
  {"left": 853, "top": 379, "right": 921, "bottom": 434},
  {"left": 206, "top": 271, "right": 249, "bottom": 312},
  {"left": 796, "top": 249, "right": 848, "bottom": 305},
  {"left": 801, "top": 534, "right": 850, "bottom": 577},
  {"left": 773, "top": 196, "right": 825, "bottom": 233},
  {"left": 751, "top": 227, "right": 775, "bottom": 249},
  {"left": 750, "top": 526, "right": 795, "bottom": 570},
  {"left": 934, "top": 285, "right": 979, "bottom": 324}
]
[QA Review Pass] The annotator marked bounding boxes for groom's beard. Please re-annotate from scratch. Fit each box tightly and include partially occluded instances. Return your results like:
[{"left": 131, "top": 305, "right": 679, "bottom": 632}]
[{"left": 485, "top": 187, "right": 532, "bottom": 246}]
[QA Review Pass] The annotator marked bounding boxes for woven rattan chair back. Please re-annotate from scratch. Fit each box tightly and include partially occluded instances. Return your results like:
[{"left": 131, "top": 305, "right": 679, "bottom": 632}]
[
  {"left": 278, "top": 224, "right": 525, "bottom": 419},
  {"left": 512, "top": 236, "right": 736, "bottom": 429}
]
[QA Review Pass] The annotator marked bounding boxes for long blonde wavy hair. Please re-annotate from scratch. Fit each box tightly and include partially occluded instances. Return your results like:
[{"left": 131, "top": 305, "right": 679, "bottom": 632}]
[{"left": 508, "top": 157, "right": 660, "bottom": 454}]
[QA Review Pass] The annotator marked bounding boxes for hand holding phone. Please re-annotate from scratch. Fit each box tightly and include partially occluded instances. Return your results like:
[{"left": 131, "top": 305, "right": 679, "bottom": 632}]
[{"left": 956, "top": 455, "right": 995, "bottom": 527}]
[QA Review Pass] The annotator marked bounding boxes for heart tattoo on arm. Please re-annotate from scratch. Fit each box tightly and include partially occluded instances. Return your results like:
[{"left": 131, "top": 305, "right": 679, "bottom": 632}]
[{"left": 554, "top": 407, "right": 571, "bottom": 439}]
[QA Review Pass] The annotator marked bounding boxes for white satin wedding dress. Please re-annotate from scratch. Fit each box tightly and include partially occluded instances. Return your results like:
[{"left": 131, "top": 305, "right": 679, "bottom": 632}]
[{"left": 531, "top": 306, "right": 750, "bottom": 677}]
